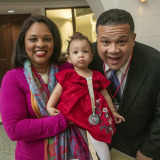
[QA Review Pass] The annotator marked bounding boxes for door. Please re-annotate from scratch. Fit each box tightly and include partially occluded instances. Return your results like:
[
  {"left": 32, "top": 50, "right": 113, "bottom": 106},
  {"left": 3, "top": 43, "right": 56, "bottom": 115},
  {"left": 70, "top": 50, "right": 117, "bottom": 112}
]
[{"left": 0, "top": 14, "right": 30, "bottom": 86}]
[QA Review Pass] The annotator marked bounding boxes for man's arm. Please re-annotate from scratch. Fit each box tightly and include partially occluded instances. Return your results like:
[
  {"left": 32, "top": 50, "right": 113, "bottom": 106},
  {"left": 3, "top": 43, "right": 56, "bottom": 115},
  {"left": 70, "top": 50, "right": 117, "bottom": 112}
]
[{"left": 137, "top": 92, "right": 160, "bottom": 160}]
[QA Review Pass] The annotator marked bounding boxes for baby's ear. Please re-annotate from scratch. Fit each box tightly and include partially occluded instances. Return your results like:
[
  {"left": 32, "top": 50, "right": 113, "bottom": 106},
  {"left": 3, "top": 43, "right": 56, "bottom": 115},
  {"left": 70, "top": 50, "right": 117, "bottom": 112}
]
[
  {"left": 90, "top": 52, "right": 94, "bottom": 61},
  {"left": 66, "top": 55, "right": 72, "bottom": 63}
]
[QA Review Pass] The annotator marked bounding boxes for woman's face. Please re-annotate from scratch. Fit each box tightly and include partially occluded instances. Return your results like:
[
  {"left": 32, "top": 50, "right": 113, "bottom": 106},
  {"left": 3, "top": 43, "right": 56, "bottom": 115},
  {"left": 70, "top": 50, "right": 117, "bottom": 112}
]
[{"left": 25, "top": 22, "right": 54, "bottom": 68}]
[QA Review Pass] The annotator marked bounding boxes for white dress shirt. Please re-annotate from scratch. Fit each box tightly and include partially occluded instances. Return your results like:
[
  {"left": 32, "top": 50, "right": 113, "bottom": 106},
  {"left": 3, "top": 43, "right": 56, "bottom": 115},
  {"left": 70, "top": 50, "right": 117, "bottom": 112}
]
[{"left": 104, "top": 56, "right": 131, "bottom": 97}]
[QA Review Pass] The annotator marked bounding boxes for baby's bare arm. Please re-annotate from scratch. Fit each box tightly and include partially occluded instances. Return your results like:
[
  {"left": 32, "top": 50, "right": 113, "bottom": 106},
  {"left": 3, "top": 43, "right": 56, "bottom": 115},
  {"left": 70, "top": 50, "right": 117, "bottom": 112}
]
[
  {"left": 100, "top": 89, "right": 125, "bottom": 123},
  {"left": 47, "top": 83, "right": 63, "bottom": 116},
  {"left": 100, "top": 89, "right": 116, "bottom": 113}
]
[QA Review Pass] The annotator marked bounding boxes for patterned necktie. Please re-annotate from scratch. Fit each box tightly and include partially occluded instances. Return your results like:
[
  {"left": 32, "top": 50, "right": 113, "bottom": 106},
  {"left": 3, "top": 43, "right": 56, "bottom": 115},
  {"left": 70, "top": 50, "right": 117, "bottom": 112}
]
[{"left": 108, "top": 70, "right": 121, "bottom": 102}]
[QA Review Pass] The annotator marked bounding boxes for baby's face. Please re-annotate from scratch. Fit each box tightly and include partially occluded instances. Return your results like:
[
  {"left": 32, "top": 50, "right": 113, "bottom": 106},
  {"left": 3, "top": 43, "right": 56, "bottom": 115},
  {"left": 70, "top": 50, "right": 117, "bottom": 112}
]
[{"left": 68, "top": 39, "right": 93, "bottom": 70}]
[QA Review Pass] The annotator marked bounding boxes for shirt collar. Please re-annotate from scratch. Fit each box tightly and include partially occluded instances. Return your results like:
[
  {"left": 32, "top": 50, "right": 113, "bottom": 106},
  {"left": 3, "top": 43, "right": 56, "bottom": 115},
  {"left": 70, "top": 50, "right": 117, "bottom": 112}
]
[{"left": 104, "top": 55, "right": 131, "bottom": 74}]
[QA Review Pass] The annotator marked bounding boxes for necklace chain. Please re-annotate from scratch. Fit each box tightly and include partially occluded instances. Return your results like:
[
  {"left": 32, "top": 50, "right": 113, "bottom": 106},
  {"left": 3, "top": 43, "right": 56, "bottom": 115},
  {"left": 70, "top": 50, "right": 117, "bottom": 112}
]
[{"left": 38, "top": 67, "right": 49, "bottom": 76}]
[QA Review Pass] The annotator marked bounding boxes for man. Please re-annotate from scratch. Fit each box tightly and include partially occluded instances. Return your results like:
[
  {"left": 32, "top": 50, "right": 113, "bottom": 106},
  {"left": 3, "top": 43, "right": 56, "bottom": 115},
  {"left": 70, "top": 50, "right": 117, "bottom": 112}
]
[{"left": 89, "top": 9, "right": 160, "bottom": 160}]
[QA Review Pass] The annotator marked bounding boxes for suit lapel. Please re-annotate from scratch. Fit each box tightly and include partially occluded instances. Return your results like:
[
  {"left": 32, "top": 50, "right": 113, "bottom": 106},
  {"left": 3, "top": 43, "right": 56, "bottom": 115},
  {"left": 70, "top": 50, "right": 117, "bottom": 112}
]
[
  {"left": 91, "top": 42, "right": 148, "bottom": 115},
  {"left": 118, "top": 50, "right": 147, "bottom": 115}
]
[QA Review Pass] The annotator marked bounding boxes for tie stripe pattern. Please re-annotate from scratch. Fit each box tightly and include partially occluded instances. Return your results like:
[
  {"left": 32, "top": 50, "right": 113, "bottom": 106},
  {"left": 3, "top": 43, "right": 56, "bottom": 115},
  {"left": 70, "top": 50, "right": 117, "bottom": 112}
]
[{"left": 108, "top": 70, "right": 121, "bottom": 102}]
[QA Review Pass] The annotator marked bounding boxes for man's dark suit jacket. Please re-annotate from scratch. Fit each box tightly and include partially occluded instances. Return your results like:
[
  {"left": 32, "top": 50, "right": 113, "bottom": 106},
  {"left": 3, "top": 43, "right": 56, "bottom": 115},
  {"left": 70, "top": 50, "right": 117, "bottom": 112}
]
[{"left": 89, "top": 41, "right": 160, "bottom": 159}]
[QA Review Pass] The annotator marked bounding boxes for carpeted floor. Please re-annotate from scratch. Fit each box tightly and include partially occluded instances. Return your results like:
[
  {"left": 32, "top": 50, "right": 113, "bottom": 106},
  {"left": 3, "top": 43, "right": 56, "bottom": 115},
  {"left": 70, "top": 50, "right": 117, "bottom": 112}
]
[
  {"left": 0, "top": 124, "right": 97, "bottom": 160},
  {"left": 0, "top": 124, "right": 16, "bottom": 160}
]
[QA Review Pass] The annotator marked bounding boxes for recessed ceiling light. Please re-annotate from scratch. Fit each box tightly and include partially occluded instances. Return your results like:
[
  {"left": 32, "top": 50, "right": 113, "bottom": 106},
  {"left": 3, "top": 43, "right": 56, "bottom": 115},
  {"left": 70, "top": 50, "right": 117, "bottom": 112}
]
[{"left": 8, "top": 10, "right": 15, "bottom": 13}]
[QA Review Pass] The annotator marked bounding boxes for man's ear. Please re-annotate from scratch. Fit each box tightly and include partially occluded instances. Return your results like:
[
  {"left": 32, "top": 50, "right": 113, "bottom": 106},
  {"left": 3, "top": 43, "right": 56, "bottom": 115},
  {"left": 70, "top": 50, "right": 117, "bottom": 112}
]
[
  {"left": 67, "top": 55, "right": 72, "bottom": 64},
  {"left": 132, "top": 33, "right": 136, "bottom": 47}
]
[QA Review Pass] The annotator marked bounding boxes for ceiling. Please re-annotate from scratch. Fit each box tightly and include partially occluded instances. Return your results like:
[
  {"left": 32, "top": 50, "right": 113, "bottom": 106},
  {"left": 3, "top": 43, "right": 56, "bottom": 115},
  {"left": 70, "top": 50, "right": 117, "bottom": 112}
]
[
  {"left": 0, "top": 0, "right": 88, "bottom": 15},
  {"left": 0, "top": 0, "right": 73, "bottom": 2}
]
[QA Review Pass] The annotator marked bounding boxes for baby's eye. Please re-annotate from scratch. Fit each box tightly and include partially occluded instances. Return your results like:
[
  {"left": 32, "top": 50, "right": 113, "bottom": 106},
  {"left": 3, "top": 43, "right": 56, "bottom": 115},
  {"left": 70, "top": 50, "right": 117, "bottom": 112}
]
[
  {"left": 84, "top": 50, "right": 89, "bottom": 53},
  {"left": 73, "top": 51, "right": 78, "bottom": 54}
]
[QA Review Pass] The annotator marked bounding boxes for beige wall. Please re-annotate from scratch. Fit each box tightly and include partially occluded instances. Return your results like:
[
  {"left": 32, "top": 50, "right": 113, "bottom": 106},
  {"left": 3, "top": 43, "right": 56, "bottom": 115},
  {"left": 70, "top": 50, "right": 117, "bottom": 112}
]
[
  {"left": 85, "top": 0, "right": 160, "bottom": 51},
  {"left": 50, "top": 14, "right": 96, "bottom": 53},
  {"left": 1, "top": 0, "right": 160, "bottom": 51},
  {"left": 77, "top": 14, "right": 96, "bottom": 42},
  {"left": 50, "top": 18, "right": 73, "bottom": 53}
]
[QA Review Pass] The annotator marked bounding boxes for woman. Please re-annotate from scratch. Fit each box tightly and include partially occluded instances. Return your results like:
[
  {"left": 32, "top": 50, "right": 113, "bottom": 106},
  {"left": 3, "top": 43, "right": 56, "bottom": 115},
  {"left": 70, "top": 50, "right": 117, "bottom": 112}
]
[{"left": 0, "top": 15, "right": 90, "bottom": 160}]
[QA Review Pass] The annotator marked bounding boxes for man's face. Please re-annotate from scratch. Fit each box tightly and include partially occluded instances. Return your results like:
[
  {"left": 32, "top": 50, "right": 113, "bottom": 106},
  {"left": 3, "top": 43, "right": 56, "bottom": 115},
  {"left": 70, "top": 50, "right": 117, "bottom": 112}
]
[{"left": 97, "top": 24, "right": 136, "bottom": 70}]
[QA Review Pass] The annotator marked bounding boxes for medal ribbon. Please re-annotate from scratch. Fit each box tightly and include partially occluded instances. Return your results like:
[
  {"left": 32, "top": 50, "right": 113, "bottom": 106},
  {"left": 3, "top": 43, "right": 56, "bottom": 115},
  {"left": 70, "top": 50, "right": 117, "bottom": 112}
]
[
  {"left": 103, "top": 52, "right": 133, "bottom": 99},
  {"left": 86, "top": 77, "right": 96, "bottom": 113}
]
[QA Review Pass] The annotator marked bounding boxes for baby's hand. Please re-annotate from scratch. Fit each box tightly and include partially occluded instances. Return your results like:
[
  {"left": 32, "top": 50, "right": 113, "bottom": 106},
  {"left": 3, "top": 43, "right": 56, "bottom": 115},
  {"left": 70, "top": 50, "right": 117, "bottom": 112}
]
[
  {"left": 69, "top": 121, "right": 74, "bottom": 125},
  {"left": 47, "top": 107, "right": 60, "bottom": 116},
  {"left": 112, "top": 112, "right": 125, "bottom": 124}
]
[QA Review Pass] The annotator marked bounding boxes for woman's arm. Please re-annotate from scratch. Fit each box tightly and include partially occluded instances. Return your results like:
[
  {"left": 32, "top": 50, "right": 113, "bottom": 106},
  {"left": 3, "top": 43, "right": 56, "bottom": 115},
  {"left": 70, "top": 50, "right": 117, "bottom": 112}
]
[
  {"left": 47, "top": 82, "right": 63, "bottom": 116},
  {"left": 100, "top": 89, "right": 125, "bottom": 123},
  {"left": 0, "top": 70, "right": 67, "bottom": 142}
]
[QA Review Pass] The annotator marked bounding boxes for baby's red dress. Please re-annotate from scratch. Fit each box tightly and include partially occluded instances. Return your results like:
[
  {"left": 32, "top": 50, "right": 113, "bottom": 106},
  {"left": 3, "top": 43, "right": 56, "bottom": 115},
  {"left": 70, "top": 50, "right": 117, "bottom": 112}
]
[{"left": 56, "top": 69, "right": 116, "bottom": 143}]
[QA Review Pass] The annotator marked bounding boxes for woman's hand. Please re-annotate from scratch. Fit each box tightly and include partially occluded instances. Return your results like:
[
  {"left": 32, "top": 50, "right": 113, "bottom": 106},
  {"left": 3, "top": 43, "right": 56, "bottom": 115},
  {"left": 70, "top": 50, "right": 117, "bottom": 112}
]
[
  {"left": 112, "top": 111, "right": 125, "bottom": 124},
  {"left": 47, "top": 107, "right": 60, "bottom": 116}
]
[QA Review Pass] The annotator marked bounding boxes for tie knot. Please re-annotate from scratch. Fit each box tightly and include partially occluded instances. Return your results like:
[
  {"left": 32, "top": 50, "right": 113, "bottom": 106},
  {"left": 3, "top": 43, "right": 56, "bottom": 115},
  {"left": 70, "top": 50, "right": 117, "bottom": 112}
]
[{"left": 110, "top": 70, "right": 117, "bottom": 76}]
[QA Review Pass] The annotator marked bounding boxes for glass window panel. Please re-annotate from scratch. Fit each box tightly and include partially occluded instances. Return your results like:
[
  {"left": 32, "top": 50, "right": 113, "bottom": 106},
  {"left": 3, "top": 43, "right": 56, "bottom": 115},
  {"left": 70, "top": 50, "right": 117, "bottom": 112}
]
[
  {"left": 46, "top": 9, "right": 73, "bottom": 53},
  {"left": 75, "top": 8, "right": 96, "bottom": 42},
  {"left": 46, "top": 7, "right": 96, "bottom": 54}
]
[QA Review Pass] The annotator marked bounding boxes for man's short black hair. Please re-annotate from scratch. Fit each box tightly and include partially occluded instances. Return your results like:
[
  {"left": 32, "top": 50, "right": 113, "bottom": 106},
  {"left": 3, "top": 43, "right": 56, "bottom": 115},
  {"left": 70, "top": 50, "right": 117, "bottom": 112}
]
[{"left": 96, "top": 9, "right": 135, "bottom": 33}]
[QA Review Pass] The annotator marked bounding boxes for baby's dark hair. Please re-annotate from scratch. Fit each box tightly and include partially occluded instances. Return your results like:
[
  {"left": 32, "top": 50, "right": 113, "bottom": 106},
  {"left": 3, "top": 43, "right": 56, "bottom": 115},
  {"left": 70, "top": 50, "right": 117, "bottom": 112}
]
[{"left": 67, "top": 32, "right": 93, "bottom": 55}]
